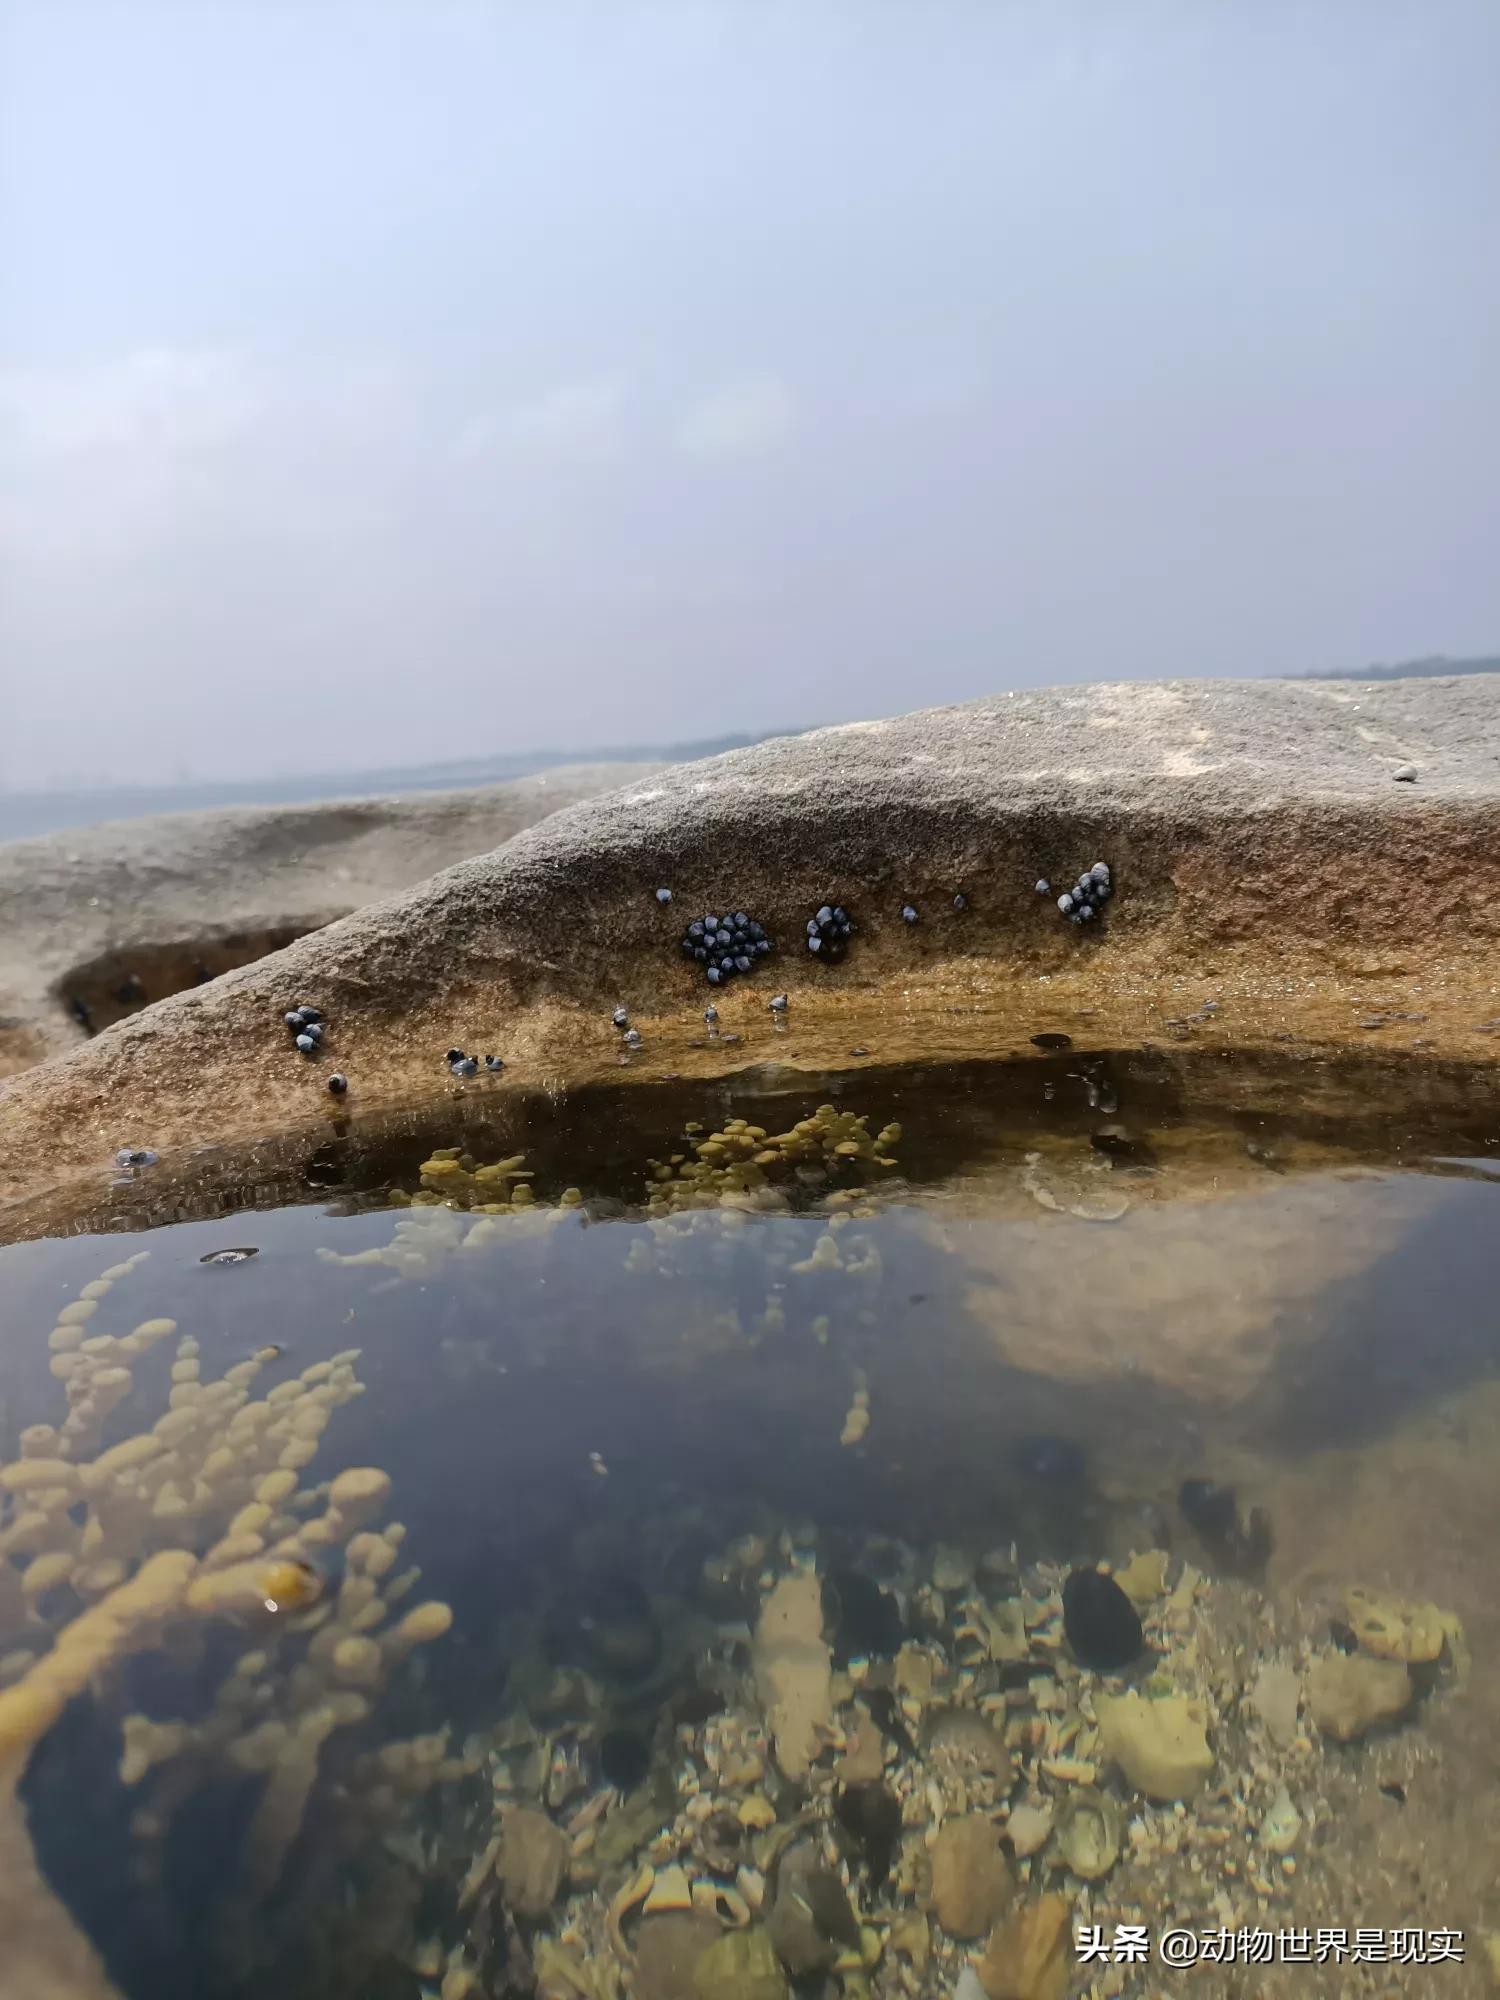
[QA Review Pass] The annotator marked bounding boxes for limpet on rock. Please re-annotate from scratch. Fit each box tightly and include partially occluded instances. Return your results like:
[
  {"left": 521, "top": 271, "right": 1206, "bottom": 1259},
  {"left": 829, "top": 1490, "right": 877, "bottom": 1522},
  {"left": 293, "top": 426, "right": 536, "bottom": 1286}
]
[{"left": 1053, "top": 1789, "right": 1121, "bottom": 1880}]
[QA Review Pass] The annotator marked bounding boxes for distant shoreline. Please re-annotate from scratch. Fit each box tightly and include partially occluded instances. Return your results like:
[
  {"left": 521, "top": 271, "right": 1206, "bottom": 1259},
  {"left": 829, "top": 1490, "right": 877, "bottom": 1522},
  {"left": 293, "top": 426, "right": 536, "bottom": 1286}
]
[
  {"left": 0, "top": 728, "right": 794, "bottom": 843},
  {"left": 6, "top": 655, "right": 1499, "bottom": 841}
]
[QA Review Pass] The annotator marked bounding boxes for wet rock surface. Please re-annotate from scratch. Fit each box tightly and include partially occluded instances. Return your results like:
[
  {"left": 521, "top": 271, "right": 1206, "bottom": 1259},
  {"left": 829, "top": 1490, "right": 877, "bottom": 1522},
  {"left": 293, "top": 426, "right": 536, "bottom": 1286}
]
[
  {"left": 9, "top": 674, "right": 1500, "bottom": 1196},
  {"left": 0, "top": 762, "right": 659, "bottom": 1082},
  {"left": 1306, "top": 1653, "right": 1416, "bottom": 1742},
  {"left": 496, "top": 1805, "right": 569, "bottom": 1917},
  {"left": 929, "top": 1814, "right": 1015, "bottom": 1938},
  {"left": 977, "top": 1892, "right": 1074, "bottom": 2000},
  {"left": 1094, "top": 1691, "right": 1216, "bottom": 1800},
  {"left": 633, "top": 1912, "right": 722, "bottom": 2000},
  {"left": 767, "top": 1839, "right": 860, "bottom": 1974},
  {"left": 753, "top": 1570, "right": 832, "bottom": 1781}
]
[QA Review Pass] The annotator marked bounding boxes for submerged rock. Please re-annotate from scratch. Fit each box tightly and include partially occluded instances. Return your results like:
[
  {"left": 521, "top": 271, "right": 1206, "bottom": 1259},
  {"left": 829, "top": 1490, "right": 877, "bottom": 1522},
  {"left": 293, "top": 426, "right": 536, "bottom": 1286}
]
[
  {"left": 1112, "top": 1549, "right": 1168, "bottom": 1608},
  {"left": 645, "top": 1866, "right": 695, "bottom": 1916},
  {"left": 922, "top": 1707, "right": 1013, "bottom": 1785},
  {"left": 1340, "top": 1585, "right": 1463, "bottom": 1667},
  {"left": 754, "top": 1570, "right": 832, "bottom": 1781},
  {"left": 1061, "top": 1567, "right": 1143, "bottom": 1672},
  {"left": 767, "top": 1839, "right": 860, "bottom": 1975},
  {"left": 634, "top": 1912, "right": 722, "bottom": 2000},
  {"left": 1094, "top": 1691, "right": 1214, "bottom": 1800},
  {"left": 693, "top": 1927, "right": 789, "bottom": 2000},
  {"left": 1003, "top": 1802, "right": 1053, "bottom": 1859},
  {"left": 497, "top": 1805, "right": 568, "bottom": 1917},
  {"left": 1306, "top": 1653, "right": 1414, "bottom": 1742},
  {"left": 1250, "top": 1661, "right": 1301, "bottom": 1748},
  {"left": 929, "top": 1815, "right": 1015, "bottom": 1938},
  {"left": 977, "top": 1893, "right": 1074, "bottom": 2000}
]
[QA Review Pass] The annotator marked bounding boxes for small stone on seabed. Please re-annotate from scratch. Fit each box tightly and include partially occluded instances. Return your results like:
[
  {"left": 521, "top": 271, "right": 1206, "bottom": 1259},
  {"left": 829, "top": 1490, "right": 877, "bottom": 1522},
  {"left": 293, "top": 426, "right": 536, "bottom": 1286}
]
[
  {"left": 953, "top": 892, "right": 968, "bottom": 910},
  {"left": 1393, "top": 763, "right": 1418, "bottom": 782},
  {"left": 769, "top": 994, "right": 788, "bottom": 1013},
  {"left": 704, "top": 1006, "right": 718, "bottom": 1026},
  {"left": 484, "top": 1055, "right": 505, "bottom": 1072},
  {"left": 450, "top": 1056, "right": 478, "bottom": 1078},
  {"left": 901, "top": 904, "right": 918, "bottom": 923},
  {"left": 655, "top": 886, "right": 673, "bottom": 903},
  {"left": 612, "top": 1008, "right": 629, "bottom": 1029},
  {"left": 623, "top": 1028, "right": 642, "bottom": 1048},
  {"left": 326, "top": 1073, "right": 347, "bottom": 1095},
  {"left": 115, "top": 1147, "right": 158, "bottom": 1168},
  {"left": 1035, "top": 879, "right": 1050, "bottom": 894},
  {"left": 295, "top": 1035, "right": 317, "bottom": 1056}
]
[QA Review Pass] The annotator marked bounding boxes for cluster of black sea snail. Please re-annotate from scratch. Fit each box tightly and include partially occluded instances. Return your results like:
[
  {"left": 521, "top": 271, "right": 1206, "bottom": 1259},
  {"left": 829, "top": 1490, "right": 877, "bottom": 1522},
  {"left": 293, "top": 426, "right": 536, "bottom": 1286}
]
[
  {"left": 1037, "top": 858, "right": 1114, "bottom": 924},
  {"left": 253, "top": 862, "right": 1118, "bottom": 1106},
  {"left": 669, "top": 861, "right": 1116, "bottom": 988}
]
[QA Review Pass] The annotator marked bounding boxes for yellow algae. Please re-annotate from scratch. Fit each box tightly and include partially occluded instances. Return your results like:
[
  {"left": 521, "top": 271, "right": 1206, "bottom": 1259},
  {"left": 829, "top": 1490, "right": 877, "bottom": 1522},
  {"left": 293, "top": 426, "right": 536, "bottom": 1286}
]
[
  {"left": 0, "top": 1460, "right": 80, "bottom": 1496},
  {"left": 384, "top": 1602, "right": 455, "bottom": 1659},
  {"left": 0, "top": 1243, "right": 460, "bottom": 1979},
  {"left": 1341, "top": 1586, "right": 1465, "bottom": 1669}
]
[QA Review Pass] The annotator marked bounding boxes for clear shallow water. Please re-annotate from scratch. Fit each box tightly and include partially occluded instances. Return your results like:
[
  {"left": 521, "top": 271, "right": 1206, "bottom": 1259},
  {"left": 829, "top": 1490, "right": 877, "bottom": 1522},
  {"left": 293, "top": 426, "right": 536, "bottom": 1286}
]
[{"left": 3, "top": 1053, "right": 1499, "bottom": 1999}]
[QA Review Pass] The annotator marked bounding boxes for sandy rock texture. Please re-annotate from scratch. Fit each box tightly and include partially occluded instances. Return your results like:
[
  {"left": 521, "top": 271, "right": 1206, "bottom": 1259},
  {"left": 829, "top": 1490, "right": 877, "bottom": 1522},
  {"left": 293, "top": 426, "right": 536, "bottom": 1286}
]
[
  {"left": 3, "top": 675, "right": 1500, "bottom": 1209},
  {"left": 0, "top": 763, "right": 661, "bottom": 1077}
]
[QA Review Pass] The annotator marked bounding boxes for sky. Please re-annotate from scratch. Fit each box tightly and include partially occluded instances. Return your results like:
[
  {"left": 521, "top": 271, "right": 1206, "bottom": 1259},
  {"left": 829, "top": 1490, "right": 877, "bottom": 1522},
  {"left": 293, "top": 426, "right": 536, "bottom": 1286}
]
[{"left": 1, "top": 1, "right": 1498, "bottom": 789}]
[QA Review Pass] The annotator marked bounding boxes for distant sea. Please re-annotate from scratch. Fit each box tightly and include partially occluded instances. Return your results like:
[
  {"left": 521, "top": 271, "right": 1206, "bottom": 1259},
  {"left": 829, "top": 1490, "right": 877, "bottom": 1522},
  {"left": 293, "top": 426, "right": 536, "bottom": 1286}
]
[
  {"left": 6, "top": 658, "right": 1496, "bottom": 842},
  {"left": 0, "top": 732, "right": 783, "bottom": 844}
]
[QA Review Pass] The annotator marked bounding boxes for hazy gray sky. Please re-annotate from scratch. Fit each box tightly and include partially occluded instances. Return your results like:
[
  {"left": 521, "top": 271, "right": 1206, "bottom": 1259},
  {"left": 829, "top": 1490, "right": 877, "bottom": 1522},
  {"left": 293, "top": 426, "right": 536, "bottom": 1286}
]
[{"left": 2, "top": 1, "right": 1497, "bottom": 786}]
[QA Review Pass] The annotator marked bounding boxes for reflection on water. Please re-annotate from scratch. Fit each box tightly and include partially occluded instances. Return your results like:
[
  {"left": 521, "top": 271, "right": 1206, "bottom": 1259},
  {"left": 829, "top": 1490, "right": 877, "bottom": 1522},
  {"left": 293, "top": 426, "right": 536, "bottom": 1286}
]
[{"left": 1, "top": 1055, "right": 1498, "bottom": 1999}]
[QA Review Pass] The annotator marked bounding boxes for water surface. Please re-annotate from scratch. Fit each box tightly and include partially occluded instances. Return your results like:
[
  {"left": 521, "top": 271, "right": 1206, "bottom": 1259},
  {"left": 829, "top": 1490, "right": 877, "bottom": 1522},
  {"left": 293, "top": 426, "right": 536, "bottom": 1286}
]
[{"left": 2, "top": 1051, "right": 1497, "bottom": 1998}]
